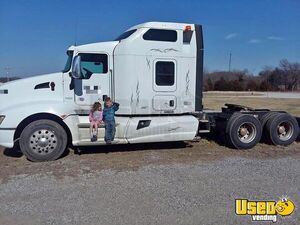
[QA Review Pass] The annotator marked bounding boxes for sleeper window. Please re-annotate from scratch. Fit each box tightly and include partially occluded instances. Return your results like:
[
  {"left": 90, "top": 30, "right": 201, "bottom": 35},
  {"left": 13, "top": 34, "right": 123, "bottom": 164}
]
[
  {"left": 79, "top": 53, "right": 108, "bottom": 78},
  {"left": 143, "top": 29, "right": 177, "bottom": 42},
  {"left": 155, "top": 61, "right": 175, "bottom": 86}
]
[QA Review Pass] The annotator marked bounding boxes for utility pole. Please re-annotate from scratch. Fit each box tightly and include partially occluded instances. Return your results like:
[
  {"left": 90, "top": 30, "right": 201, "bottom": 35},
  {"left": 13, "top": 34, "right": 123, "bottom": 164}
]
[{"left": 228, "top": 51, "right": 232, "bottom": 72}]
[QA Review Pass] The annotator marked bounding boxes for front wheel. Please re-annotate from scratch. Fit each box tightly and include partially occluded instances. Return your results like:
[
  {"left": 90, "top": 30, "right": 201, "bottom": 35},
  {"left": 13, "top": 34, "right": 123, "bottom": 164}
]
[
  {"left": 19, "top": 119, "right": 67, "bottom": 162},
  {"left": 226, "top": 114, "right": 262, "bottom": 149}
]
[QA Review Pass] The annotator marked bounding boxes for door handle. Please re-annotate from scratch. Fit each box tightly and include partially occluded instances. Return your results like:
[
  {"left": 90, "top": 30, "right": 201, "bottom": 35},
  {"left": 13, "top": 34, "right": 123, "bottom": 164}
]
[{"left": 169, "top": 100, "right": 174, "bottom": 107}]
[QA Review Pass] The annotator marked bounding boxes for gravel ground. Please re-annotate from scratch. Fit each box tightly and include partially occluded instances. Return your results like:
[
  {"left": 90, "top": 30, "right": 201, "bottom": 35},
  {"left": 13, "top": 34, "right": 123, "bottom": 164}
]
[{"left": 0, "top": 140, "right": 300, "bottom": 225}]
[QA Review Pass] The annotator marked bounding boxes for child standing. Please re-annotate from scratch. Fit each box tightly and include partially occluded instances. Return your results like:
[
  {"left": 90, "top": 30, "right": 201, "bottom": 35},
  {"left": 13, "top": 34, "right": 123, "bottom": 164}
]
[
  {"left": 89, "top": 102, "right": 103, "bottom": 142},
  {"left": 103, "top": 97, "right": 119, "bottom": 144}
]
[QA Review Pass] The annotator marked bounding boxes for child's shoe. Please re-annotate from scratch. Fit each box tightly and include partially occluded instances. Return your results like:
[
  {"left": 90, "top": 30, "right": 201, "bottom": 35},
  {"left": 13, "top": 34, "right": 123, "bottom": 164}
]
[
  {"left": 93, "top": 135, "right": 97, "bottom": 142},
  {"left": 91, "top": 134, "right": 97, "bottom": 142}
]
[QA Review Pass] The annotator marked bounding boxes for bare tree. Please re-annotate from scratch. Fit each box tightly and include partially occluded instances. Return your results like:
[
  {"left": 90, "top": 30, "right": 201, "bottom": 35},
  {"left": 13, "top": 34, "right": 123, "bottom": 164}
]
[{"left": 279, "top": 59, "right": 300, "bottom": 91}]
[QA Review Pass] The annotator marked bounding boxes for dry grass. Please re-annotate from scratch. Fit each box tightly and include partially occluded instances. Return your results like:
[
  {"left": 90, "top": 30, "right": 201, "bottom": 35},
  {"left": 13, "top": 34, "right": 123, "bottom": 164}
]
[{"left": 203, "top": 93, "right": 300, "bottom": 116}]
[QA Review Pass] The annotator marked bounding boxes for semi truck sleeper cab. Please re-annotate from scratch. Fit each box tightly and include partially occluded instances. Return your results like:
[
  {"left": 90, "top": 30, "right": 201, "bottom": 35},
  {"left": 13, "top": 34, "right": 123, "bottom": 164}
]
[{"left": 0, "top": 22, "right": 299, "bottom": 161}]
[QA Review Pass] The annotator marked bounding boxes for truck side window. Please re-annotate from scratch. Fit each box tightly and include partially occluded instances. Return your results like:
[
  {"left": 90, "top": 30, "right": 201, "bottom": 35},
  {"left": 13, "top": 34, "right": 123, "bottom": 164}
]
[
  {"left": 79, "top": 53, "right": 108, "bottom": 79},
  {"left": 62, "top": 50, "right": 73, "bottom": 73},
  {"left": 155, "top": 61, "right": 175, "bottom": 86},
  {"left": 115, "top": 29, "right": 137, "bottom": 41},
  {"left": 143, "top": 29, "right": 177, "bottom": 42}
]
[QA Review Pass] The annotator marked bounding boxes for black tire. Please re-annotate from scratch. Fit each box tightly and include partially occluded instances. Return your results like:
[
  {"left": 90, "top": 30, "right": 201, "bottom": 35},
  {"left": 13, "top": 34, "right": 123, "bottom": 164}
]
[
  {"left": 19, "top": 119, "right": 67, "bottom": 162},
  {"left": 226, "top": 113, "right": 262, "bottom": 149},
  {"left": 265, "top": 113, "right": 299, "bottom": 146},
  {"left": 260, "top": 112, "right": 280, "bottom": 128},
  {"left": 260, "top": 112, "right": 281, "bottom": 142}
]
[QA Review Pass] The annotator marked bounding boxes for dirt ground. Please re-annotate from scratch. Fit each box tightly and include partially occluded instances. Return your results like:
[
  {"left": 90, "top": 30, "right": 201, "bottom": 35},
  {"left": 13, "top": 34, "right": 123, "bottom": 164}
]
[
  {"left": 0, "top": 138, "right": 300, "bottom": 183},
  {"left": 1, "top": 142, "right": 300, "bottom": 225}
]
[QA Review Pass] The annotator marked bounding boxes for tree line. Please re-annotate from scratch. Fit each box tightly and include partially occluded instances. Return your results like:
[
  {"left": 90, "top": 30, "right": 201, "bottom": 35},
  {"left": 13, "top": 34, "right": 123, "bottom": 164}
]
[
  {"left": 0, "top": 77, "right": 20, "bottom": 83},
  {"left": 204, "top": 59, "right": 300, "bottom": 92},
  {"left": 1, "top": 59, "right": 300, "bottom": 92}
]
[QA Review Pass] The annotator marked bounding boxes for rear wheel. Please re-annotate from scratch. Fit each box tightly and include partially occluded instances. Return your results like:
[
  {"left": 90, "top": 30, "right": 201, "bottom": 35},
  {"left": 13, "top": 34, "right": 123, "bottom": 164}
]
[
  {"left": 226, "top": 114, "right": 262, "bottom": 149},
  {"left": 260, "top": 112, "right": 279, "bottom": 128},
  {"left": 265, "top": 113, "right": 299, "bottom": 146},
  {"left": 260, "top": 112, "right": 281, "bottom": 142},
  {"left": 20, "top": 119, "right": 67, "bottom": 162}
]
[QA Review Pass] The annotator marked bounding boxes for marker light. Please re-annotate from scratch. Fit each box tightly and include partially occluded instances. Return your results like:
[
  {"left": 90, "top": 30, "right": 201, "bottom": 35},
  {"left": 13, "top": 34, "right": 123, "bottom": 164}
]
[{"left": 184, "top": 25, "right": 192, "bottom": 31}]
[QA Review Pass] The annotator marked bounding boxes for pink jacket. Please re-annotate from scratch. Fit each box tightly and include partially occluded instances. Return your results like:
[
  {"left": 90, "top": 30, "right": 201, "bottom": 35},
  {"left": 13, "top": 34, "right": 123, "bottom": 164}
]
[{"left": 89, "top": 111, "right": 103, "bottom": 122}]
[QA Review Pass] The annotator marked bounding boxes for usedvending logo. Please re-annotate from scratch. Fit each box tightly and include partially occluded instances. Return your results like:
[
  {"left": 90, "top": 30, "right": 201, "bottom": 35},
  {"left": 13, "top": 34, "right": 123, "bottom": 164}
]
[{"left": 235, "top": 197, "right": 295, "bottom": 222}]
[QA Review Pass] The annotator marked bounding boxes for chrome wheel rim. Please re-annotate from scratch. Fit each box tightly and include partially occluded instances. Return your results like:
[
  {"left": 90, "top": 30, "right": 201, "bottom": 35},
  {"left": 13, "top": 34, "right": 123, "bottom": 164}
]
[
  {"left": 29, "top": 129, "right": 58, "bottom": 155},
  {"left": 237, "top": 122, "right": 257, "bottom": 144},
  {"left": 277, "top": 122, "right": 294, "bottom": 141}
]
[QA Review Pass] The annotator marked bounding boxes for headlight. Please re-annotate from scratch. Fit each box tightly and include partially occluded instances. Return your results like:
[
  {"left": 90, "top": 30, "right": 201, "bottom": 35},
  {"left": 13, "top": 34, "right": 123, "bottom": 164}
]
[{"left": 0, "top": 116, "right": 5, "bottom": 125}]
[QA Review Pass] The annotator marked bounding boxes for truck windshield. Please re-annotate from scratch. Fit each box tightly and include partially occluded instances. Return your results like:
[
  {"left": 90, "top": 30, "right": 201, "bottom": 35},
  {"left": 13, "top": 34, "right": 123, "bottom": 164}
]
[
  {"left": 115, "top": 29, "right": 136, "bottom": 41},
  {"left": 62, "top": 51, "right": 73, "bottom": 72}
]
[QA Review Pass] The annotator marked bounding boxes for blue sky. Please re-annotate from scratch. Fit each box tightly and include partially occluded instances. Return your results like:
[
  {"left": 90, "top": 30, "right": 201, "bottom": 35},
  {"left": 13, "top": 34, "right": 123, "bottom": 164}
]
[{"left": 0, "top": 0, "right": 300, "bottom": 77}]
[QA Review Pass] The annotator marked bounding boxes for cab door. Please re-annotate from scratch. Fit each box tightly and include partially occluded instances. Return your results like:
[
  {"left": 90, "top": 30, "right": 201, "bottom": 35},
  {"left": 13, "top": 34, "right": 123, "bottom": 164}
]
[
  {"left": 152, "top": 59, "right": 177, "bottom": 111},
  {"left": 73, "top": 52, "right": 110, "bottom": 106}
]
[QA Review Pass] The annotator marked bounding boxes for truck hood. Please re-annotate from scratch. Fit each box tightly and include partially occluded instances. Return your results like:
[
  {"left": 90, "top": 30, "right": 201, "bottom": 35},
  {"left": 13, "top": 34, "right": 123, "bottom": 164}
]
[{"left": 0, "top": 72, "right": 64, "bottom": 112}]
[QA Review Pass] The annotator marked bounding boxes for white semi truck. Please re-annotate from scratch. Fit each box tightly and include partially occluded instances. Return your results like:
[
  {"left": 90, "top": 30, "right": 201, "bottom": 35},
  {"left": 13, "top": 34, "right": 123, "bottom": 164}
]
[{"left": 0, "top": 22, "right": 299, "bottom": 161}]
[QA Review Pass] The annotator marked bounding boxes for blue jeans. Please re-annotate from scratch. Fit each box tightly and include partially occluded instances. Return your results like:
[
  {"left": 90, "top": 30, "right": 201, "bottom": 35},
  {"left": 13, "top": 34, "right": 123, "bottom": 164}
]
[{"left": 105, "top": 120, "right": 116, "bottom": 142}]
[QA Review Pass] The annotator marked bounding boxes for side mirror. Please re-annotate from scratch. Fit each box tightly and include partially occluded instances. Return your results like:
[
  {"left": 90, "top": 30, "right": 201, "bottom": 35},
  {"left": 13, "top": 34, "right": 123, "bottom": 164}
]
[{"left": 71, "top": 55, "right": 82, "bottom": 79}]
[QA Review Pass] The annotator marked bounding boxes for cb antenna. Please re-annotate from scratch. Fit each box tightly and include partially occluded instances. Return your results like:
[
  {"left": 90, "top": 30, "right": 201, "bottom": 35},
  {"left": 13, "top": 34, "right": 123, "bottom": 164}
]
[
  {"left": 74, "top": 20, "right": 78, "bottom": 46},
  {"left": 4, "top": 67, "right": 11, "bottom": 82}
]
